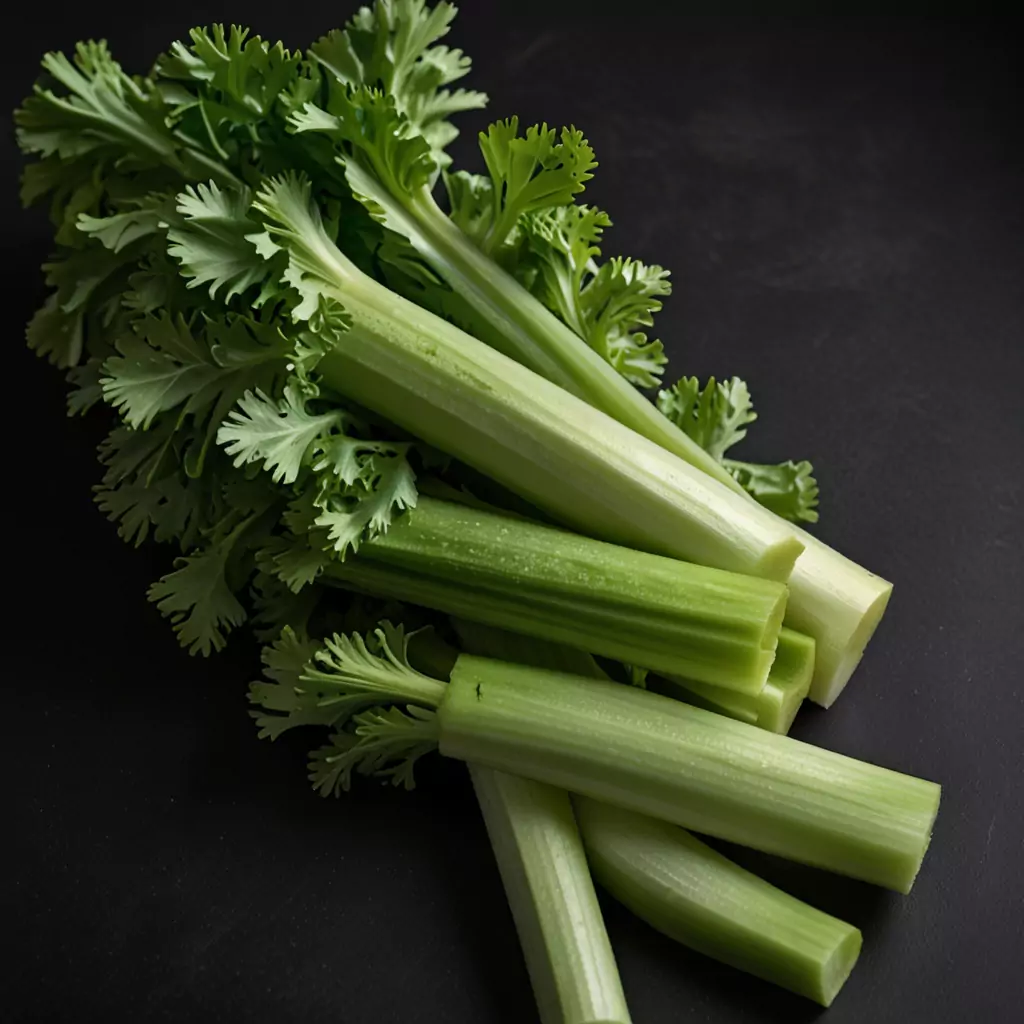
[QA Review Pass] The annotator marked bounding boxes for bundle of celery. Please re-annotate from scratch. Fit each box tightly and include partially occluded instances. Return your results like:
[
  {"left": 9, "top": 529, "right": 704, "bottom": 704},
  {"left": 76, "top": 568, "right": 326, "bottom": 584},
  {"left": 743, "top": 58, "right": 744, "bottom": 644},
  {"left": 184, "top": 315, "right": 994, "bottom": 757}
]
[{"left": 17, "top": 3, "right": 940, "bottom": 1022}]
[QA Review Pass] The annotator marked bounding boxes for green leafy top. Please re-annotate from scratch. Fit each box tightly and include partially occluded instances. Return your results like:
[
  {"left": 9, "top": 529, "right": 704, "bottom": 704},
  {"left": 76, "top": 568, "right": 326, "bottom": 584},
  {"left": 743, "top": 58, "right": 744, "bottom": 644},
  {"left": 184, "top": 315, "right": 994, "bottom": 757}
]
[
  {"left": 250, "top": 622, "right": 447, "bottom": 790},
  {"left": 308, "top": 0, "right": 486, "bottom": 166},
  {"left": 474, "top": 118, "right": 597, "bottom": 254},
  {"left": 658, "top": 376, "right": 819, "bottom": 523},
  {"left": 516, "top": 205, "right": 670, "bottom": 388}
]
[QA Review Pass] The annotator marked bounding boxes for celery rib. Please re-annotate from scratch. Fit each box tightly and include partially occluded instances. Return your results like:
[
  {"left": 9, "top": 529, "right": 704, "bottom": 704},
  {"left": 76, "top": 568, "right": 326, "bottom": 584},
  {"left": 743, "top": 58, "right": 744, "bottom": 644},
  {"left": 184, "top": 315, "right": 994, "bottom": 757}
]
[
  {"left": 575, "top": 799, "right": 862, "bottom": 1007},
  {"left": 315, "top": 278, "right": 803, "bottom": 583},
  {"left": 324, "top": 496, "right": 787, "bottom": 692},
  {"left": 471, "top": 768, "right": 632, "bottom": 1024},
  {"left": 438, "top": 657, "right": 941, "bottom": 893}
]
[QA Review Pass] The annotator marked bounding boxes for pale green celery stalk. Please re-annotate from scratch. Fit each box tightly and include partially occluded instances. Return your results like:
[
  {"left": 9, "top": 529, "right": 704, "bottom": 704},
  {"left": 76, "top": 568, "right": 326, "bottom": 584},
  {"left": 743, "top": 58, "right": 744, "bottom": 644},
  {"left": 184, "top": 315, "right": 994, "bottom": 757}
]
[
  {"left": 398, "top": 188, "right": 737, "bottom": 489},
  {"left": 470, "top": 769, "right": 632, "bottom": 1024},
  {"left": 310, "top": 271, "right": 802, "bottom": 582},
  {"left": 436, "top": 657, "right": 941, "bottom": 893},
  {"left": 323, "top": 496, "right": 787, "bottom": 692},
  {"left": 395, "top": 188, "right": 890, "bottom": 708},
  {"left": 575, "top": 800, "right": 862, "bottom": 1007},
  {"left": 653, "top": 627, "right": 814, "bottom": 734}
]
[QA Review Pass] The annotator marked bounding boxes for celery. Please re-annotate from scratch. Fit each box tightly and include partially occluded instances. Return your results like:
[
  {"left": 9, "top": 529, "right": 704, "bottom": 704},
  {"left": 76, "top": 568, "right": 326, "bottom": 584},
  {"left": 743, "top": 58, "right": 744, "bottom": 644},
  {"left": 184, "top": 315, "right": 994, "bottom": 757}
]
[
  {"left": 654, "top": 627, "right": 814, "bottom": 734},
  {"left": 311, "top": 267, "right": 802, "bottom": 582},
  {"left": 438, "top": 657, "right": 940, "bottom": 893},
  {"left": 256, "top": 627, "right": 938, "bottom": 890},
  {"left": 471, "top": 769, "right": 632, "bottom": 1024},
  {"left": 575, "top": 800, "right": 862, "bottom": 1006},
  {"left": 323, "top": 496, "right": 788, "bottom": 692}
]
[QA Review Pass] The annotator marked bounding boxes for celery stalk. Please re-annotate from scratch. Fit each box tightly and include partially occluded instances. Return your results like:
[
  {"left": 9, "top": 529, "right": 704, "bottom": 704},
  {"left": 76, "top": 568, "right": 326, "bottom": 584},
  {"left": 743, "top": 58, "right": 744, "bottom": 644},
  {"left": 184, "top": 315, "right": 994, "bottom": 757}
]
[
  {"left": 437, "top": 657, "right": 941, "bottom": 893},
  {"left": 575, "top": 799, "right": 862, "bottom": 1006},
  {"left": 312, "top": 274, "right": 802, "bottom": 582},
  {"left": 471, "top": 769, "right": 632, "bottom": 1024},
  {"left": 323, "top": 496, "right": 788, "bottom": 692},
  {"left": 655, "top": 627, "right": 814, "bottom": 734}
]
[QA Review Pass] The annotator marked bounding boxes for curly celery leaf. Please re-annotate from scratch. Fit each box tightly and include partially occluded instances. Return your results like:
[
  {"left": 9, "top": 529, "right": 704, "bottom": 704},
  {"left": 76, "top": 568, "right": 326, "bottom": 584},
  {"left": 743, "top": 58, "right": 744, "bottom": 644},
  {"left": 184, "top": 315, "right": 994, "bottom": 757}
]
[
  {"left": 514, "top": 206, "right": 670, "bottom": 387},
  {"left": 725, "top": 459, "right": 820, "bottom": 524},
  {"left": 101, "top": 312, "right": 290, "bottom": 475},
  {"left": 657, "top": 375, "right": 756, "bottom": 461},
  {"left": 167, "top": 182, "right": 283, "bottom": 303},
  {"left": 16, "top": 41, "right": 178, "bottom": 164},
  {"left": 580, "top": 258, "right": 670, "bottom": 388},
  {"left": 218, "top": 385, "right": 418, "bottom": 558},
  {"left": 147, "top": 520, "right": 252, "bottom": 655},
  {"left": 158, "top": 25, "right": 302, "bottom": 125},
  {"left": 218, "top": 385, "right": 343, "bottom": 485},
  {"left": 249, "top": 172, "right": 362, "bottom": 324},
  {"left": 250, "top": 623, "right": 446, "bottom": 741},
  {"left": 289, "top": 86, "right": 439, "bottom": 210},
  {"left": 309, "top": 705, "right": 439, "bottom": 794},
  {"left": 15, "top": 40, "right": 235, "bottom": 189},
  {"left": 95, "top": 421, "right": 217, "bottom": 550},
  {"left": 474, "top": 118, "right": 597, "bottom": 254},
  {"left": 657, "top": 376, "right": 820, "bottom": 524},
  {"left": 27, "top": 239, "right": 151, "bottom": 368},
  {"left": 309, "top": 0, "right": 487, "bottom": 167}
]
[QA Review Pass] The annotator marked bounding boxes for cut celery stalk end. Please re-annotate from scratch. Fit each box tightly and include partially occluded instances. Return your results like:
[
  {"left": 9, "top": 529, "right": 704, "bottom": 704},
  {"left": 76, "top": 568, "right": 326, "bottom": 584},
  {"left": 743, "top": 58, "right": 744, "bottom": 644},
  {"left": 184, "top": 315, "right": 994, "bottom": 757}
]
[
  {"left": 470, "top": 768, "right": 633, "bottom": 1024},
  {"left": 575, "top": 799, "right": 862, "bottom": 1007},
  {"left": 317, "top": 280, "right": 803, "bottom": 583},
  {"left": 325, "top": 497, "right": 787, "bottom": 692},
  {"left": 439, "top": 657, "right": 941, "bottom": 893},
  {"left": 785, "top": 527, "right": 893, "bottom": 707},
  {"left": 656, "top": 627, "right": 814, "bottom": 734}
]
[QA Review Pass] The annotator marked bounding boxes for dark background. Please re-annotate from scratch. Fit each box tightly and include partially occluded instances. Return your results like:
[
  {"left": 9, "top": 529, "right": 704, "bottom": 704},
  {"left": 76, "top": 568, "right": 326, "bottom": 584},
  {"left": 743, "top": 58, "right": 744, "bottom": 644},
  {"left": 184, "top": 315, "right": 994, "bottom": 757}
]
[{"left": 5, "top": 4, "right": 1023, "bottom": 1023}]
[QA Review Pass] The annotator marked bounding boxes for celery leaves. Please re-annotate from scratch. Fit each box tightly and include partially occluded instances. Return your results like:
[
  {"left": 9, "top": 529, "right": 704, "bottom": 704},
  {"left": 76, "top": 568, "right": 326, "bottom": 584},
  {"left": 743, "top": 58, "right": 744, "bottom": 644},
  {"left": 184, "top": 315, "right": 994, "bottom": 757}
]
[{"left": 658, "top": 377, "right": 819, "bottom": 523}]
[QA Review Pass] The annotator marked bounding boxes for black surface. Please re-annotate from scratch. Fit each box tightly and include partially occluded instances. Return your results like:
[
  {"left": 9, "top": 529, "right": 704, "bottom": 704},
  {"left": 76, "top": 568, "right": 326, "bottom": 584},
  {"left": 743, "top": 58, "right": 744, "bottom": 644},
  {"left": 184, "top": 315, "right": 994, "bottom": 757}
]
[{"left": 6, "top": 6, "right": 1024, "bottom": 1023}]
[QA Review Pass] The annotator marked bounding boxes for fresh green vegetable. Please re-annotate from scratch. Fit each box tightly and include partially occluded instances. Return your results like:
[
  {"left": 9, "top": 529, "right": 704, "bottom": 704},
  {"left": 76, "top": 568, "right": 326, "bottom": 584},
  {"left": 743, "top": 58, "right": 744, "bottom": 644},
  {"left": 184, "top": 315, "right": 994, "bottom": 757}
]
[
  {"left": 16, "top": 12, "right": 883, "bottom": 706},
  {"left": 653, "top": 626, "right": 814, "bottom": 734},
  {"left": 471, "top": 769, "right": 632, "bottom": 1024},
  {"left": 575, "top": 800, "right": 862, "bottom": 1007},
  {"left": 324, "top": 495, "right": 788, "bottom": 692},
  {"left": 440, "top": 657, "right": 939, "bottom": 893},
  {"left": 252, "top": 625, "right": 940, "bottom": 892}
]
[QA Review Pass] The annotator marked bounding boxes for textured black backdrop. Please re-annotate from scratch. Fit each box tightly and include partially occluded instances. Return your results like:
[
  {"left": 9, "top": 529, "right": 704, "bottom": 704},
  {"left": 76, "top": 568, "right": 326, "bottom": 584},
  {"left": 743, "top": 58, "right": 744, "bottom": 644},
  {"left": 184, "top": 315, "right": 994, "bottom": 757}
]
[{"left": 5, "top": 5, "right": 1024, "bottom": 1023}]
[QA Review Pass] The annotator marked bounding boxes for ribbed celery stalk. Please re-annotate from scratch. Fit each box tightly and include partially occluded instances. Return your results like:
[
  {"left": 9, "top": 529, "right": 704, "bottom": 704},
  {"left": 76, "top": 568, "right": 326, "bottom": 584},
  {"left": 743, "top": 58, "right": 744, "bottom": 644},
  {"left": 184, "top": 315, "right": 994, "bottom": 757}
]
[
  {"left": 252, "top": 177, "right": 803, "bottom": 581},
  {"left": 654, "top": 627, "right": 814, "bottom": 734},
  {"left": 437, "top": 657, "right": 941, "bottom": 892},
  {"left": 323, "top": 496, "right": 787, "bottom": 692},
  {"left": 392, "top": 189, "right": 890, "bottom": 707},
  {"left": 575, "top": 800, "right": 862, "bottom": 1006},
  {"left": 471, "top": 769, "right": 632, "bottom": 1024},
  {"left": 400, "top": 188, "right": 738, "bottom": 490}
]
